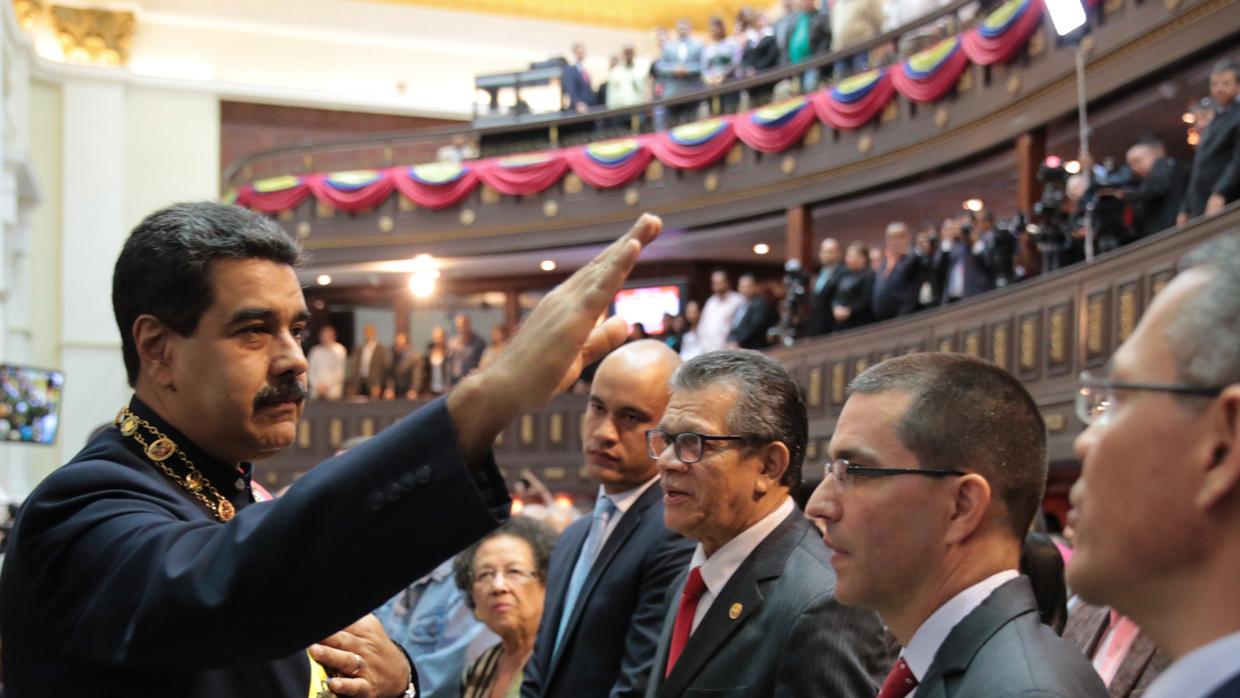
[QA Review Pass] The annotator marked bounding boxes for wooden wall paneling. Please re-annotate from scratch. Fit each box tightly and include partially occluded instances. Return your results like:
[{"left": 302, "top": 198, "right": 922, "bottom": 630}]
[
  {"left": 1114, "top": 277, "right": 1144, "bottom": 346},
  {"left": 1046, "top": 300, "right": 1074, "bottom": 376},
  {"left": 962, "top": 325, "right": 986, "bottom": 359},
  {"left": 1018, "top": 310, "right": 1043, "bottom": 382},
  {"left": 1084, "top": 288, "right": 1113, "bottom": 367},
  {"left": 990, "top": 318, "right": 1013, "bottom": 372}
]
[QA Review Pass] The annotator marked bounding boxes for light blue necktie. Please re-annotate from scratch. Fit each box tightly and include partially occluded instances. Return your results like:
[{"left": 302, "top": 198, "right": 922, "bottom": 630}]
[{"left": 554, "top": 495, "right": 617, "bottom": 655}]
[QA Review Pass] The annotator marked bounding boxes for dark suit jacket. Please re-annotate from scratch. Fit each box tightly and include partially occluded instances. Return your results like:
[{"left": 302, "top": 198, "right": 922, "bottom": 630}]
[
  {"left": 1206, "top": 672, "right": 1240, "bottom": 698},
  {"left": 1128, "top": 157, "right": 1188, "bottom": 239},
  {"left": 806, "top": 263, "right": 844, "bottom": 337},
  {"left": 645, "top": 510, "right": 888, "bottom": 698},
  {"left": 937, "top": 238, "right": 996, "bottom": 302},
  {"left": 348, "top": 341, "right": 391, "bottom": 395},
  {"left": 561, "top": 63, "right": 598, "bottom": 111},
  {"left": 1062, "top": 601, "right": 1171, "bottom": 698},
  {"left": 741, "top": 34, "right": 780, "bottom": 72},
  {"left": 729, "top": 296, "right": 779, "bottom": 349},
  {"left": 0, "top": 396, "right": 508, "bottom": 697},
  {"left": 832, "top": 267, "right": 876, "bottom": 331},
  {"left": 914, "top": 577, "right": 1109, "bottom": 698},
  {"left": 872, "top": 253, "right": 923, "bottom": 320},
  {"left": 522, "top": 485, "right": 694, "bottom": 698},
  {"left": 1183, "top": 105, "right": 1240, "bottom": 216}
]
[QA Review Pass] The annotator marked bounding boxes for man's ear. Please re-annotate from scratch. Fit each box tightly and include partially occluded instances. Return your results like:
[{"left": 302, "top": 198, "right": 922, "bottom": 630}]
[
  {"left": 1196, "top": 386, "right": 1240, "bottom": 511},
  {"left": 133, "top": 314, "right": 177, "bottom": 390},
  {"left": 755, "top": 441, "right": 791, "bottom": 495},
  {"left": 944, "top": 473, "right": 992, "bottom": 545}
]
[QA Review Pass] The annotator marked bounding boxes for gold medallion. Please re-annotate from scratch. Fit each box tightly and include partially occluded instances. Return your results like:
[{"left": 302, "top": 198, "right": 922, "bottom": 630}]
[
  {"left": 145, "top": 437, "right": 177, "bottom": 462},
  {"left": 119, "top": 417, "right": 139, "bottom": 436},
  {"left": 184, "top": 472, "right": 205, "bottom": 492},
  {"left": 217, "top": 500, "right": 236, "bottom": 522},
  {"left": 729, "top": 603, "right": 743, "bottom": 619}
]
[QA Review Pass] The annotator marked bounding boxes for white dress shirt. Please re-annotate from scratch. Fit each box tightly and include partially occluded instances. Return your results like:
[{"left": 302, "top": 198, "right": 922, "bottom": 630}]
[
  {"left": 307, "top": 341, "right": 347, "bottom": 399},
  {"left": 901, "top": 569, "right": 1021, "bottom": 681},
  {"left": 1145, "top": 630, "right": 1240, "bottom": 698},
  {"left": 594, "top": 475, "right": 661, "bottom": 549},
  {"left": 697, "top": 291, "right": 745, "bottom": 353},
  {"left": 687, "top": 497, "right": 796, "bottom": 632}
]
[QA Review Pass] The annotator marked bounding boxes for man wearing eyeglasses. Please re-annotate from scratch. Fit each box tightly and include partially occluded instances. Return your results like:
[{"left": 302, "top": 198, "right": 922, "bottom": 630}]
[
  {"left": 1068, "top": 231, "right": 1240, "bottom": 698},
  {"left": 805, "top": 353, "right": 1106, "bottom": 698},
  {"left": 522, "top": 340, "right": 694, "bottom": 698},
  {"left": 645, "top": 350, "right": 888, "bottom": 698}
]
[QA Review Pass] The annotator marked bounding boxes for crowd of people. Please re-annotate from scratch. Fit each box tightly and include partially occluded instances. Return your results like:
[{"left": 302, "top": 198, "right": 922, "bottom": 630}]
[
  {"left": 1, "top": 201, "right": 1240, "bottom": 698},
  {"left": 307, "top": 315, "right": 509, "bottom": 401}
]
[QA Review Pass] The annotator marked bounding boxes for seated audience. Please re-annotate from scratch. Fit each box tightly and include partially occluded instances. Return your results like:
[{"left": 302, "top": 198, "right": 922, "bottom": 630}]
[
  {"left": 1123, "top": 136, "right": 1189, "bottom": 240},
  {"left": 1063, "top": 600, "right": 1171, "bottom": 698},
  {"left": 807, "top": 353, "right": 1108, "bottom": 698},
  {"left": 522, "top": 341, "right": 693, "bottom": 698},
  {"left": 1067, "top": 231, "right": 1240, "bottom": 698},
  {"left": 308, "top": 325, "right": 347, "bottom": 400},
  {"left": 728, "top": 273, "right": 779, "bottom": 350},
  {"left": 806, "top": 237, "right": 844, "bottom": 337},
  {"left": 832, "top": 242, "right": 876, "bottom": 331},
  {"left": 647, "top": 351, "right": 889, "bottom": 696},
  {"left": 871, "top": 222, "right": 922, "bottom": 321},
  {"left": 1179, "top": 60, "right": 1240, "bottom": 223},
  {"left": 348, "top": 322, "right": 391, "bottom": 398},
  {"left": 454, "top": 517, "right": 558, "bottom": 698}
]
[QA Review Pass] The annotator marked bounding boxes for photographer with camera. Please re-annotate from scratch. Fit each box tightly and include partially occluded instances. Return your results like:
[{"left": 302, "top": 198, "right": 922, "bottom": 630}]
[
  {"left": 936, "top": 211, "right": 996, "bottom": 304},
  {"left": 1120, "top": 136, "right": 1189, "bottom": 240}
]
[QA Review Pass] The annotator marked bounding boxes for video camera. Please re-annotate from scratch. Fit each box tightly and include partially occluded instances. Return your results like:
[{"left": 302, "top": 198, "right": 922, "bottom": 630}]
[{"left": 772, "top": 258, "right": 809, "bottom": 347}]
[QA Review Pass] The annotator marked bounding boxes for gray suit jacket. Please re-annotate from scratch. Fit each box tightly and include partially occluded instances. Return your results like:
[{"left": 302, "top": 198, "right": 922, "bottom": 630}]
[
  {"left": 915, "top": 577, "right": 1109, "bottom": 698},
  {"left": 1062, "top": 601, "right": 1171, "bottom": 698},
  {"left": 645, "top": 509, "right": 888, "bottom": 698}
]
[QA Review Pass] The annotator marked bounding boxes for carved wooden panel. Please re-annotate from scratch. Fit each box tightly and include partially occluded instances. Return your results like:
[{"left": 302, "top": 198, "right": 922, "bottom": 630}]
[
  {"left": 831, "top": 361, "right": 848, "bottom": 406},
  {"left": 990, "top": 319, "right": 1012, "bottom": 372},
  {"left": 962, "top": 326, "right": 985, "bottom": 359},
  {"left": 1115, "top": 279, "right": 1143, "bottom": 345},
  {"left": 1018, "top": 310, "right": 1042, "bottom": 381},
  {"left": 1046, "top": 301, "right": 1073, "bottom": 376},
  {"left": 1085, "top": 290, "right": 1112, "bottom": 367}
]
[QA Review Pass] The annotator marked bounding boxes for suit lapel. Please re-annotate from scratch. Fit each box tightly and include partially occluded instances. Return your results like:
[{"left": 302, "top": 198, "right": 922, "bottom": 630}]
[
  {"left": 917, "top": 577, "right": 1041, "bottom": 692},
  {"left": 658, "top": 511, "right": 805, "bottom": 698},
  {"left": 1109, "top": 631, "right": 1159, "bottom": 698},
  {"left": 548, "top": 485, "right": 660, "bottom": 677}
]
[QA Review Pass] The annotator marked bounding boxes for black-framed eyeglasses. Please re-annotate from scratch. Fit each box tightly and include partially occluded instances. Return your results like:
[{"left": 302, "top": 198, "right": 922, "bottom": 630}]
[
  {"left": 824, "top": 459, "right": 966, "bottom": 485},
  {"left": 1076, "top": 370, "right": 1225, "bottom": 426},
  {"left": 646, "top": 428, "right": 768, "bottom": 464},
  {"left": 471, "top": 567, "right": 539, "bottom": 588}
]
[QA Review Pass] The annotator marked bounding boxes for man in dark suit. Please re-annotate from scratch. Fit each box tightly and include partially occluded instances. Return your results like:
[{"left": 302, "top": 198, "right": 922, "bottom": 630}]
[
  {"left": 646, "top": 351, "right": 889, "bottom": 697},
  {"left": 727, "top": 273, "right": 779, "bottom": 350},
  {"left": 1063, "top": 601, "right": 1171, "bottom": 697},
  {"left": 806, "top": 237, "right": 844, "bottom": 337},
  {"left": 1067, "top": 231, "right": 1240, "bottom": 698},
  {"left": 936, "top": 213, "right": 996, "bottom": 304},
  {"left": 522, "top": 341, "right": 694, "bottom": 698},
  {"left": 561, "top": 42, "right": 598, "bottom": 113},
  {"left": 832, "top": 242, "right": 876, "bottom": 331},
  {"left": 807, "top": 353, "right": 1107, "bottom": 698},
  {"left": 1179, "top": 60, "right": 1240, "bottom": 222},
  {"left": 348, "top": 322, "right": 391, "bottom": 398},
  {"left": 0, "top": 202, "right": 664, "bottom": 697},
  {"left": 1123, "top": 137, "right": 1189, "bottom": 240},
  {"left": 871, "top": 222, "right": 923, "bottom": 321}
]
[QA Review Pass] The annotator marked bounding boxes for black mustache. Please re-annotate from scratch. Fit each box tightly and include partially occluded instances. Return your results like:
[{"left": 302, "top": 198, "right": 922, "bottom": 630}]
[{"left": 254, "top": 380, "right": 307, "bottom": 408}]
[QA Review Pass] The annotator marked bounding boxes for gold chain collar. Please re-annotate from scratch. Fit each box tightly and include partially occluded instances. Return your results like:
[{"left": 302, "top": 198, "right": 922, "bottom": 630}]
[{"left": 115, "top": 406, "right": 238, "bottom": 523}]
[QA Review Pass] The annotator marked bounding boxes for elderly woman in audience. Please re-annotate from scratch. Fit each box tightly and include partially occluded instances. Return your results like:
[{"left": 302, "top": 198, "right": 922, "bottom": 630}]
[{"left": 454, "top": 516, "right": 557, "bottom": 698}]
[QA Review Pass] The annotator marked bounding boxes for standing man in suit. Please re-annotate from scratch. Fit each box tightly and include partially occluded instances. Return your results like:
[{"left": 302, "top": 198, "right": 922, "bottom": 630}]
[
  {"left": 806, "top": 353, "right": 1108, "bottom": 698},
  {"left": 727, "top": 274, "right": 778, "bottom": 350},
  {"left": 561, "top": 42, "right": 598, "bottom": 113},
  {"left": 522, "top": 340, "right": 694, "bottom": 698},
  {"left": 806, "top": 237, "right": 844, "bottom": 337},
  {"left": 1179, "top": 60, "right": 1240, "bottom": 223},
  {"left": 646, "top": 351, "right": 888, "bottom": 698},
  {"left": 1123, "top": 137, "right": 1189, "bottom": 240},
  {"left": 1067, "top": 231, "right": 1240, "bottom": 698},
  {"left": 654, "top": 19, "right": 705, "bottom": 124},
  {"left": 447, "top": 313, "right": 486, "bottom": 388},
  {"left": 937, "top": 213, "right": 996, "bottom": 304},
  {"left": 871, "top": 222, "right": 923, "bottom": 321},
  {"left": 1063, "top": 601, "right": 1171, "bottom": 697},
  {"left": 0, "top": 202, "right": 665, "bottom": 696},
  {"left": 832, "top": 242, "right": 876, "bottom": 331},
  {"left": 349, "top": 322, "right": 391, "bottom": 398}
]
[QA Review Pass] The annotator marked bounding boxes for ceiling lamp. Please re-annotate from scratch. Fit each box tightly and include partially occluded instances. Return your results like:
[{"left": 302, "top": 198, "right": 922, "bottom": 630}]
[
  {"left": 753, "top": 243, "right": 771, "bottom": 255},
  {"left": 316, "top": 274, "right": 332, "bottom": 286},
  {"left": 540, "top": 260, "right": 557, "bottom": 272}
]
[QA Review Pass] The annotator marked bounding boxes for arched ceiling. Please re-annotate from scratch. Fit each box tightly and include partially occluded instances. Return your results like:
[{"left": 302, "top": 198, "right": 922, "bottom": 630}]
[{"left": 362, "top": 0, "right": 755, "bottom": 31}]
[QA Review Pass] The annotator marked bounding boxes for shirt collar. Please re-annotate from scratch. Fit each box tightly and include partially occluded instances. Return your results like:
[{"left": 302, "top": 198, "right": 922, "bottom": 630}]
[
  {"left": 595, "top": 474, "right": 661, "bottom": 515},
  {"left": 902, "top": 569, "right": 1021, "bottom": 680},
  {"left": 1145, "top": 629, "right": 1240, "bottom": 698},
  {"left": 127, "top": 395, "right": 252, "bottom": 495},
  {"left": 690, "top": 497, "right": 795, "bottom": 598}
]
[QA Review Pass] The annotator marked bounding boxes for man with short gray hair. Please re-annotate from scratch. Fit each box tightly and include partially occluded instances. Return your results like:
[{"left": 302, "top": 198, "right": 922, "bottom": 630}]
[
  {"left": 1068, "top": 230, "right": 1240, "bottom": 698},
  {"left": 646, "top": 350, "right": 887, "bottom": 697}
]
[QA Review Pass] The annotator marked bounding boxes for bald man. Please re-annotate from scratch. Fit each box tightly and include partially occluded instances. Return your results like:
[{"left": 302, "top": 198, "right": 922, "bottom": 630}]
[{"left": 523, "top": 341, "right": 695, "bottom": 698}]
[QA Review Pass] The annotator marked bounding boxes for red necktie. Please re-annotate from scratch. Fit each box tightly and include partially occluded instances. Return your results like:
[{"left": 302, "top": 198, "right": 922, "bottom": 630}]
[
  {"left": 665, "top": 567, "right": 706, "bottom": 677},
  {"left": 877, "top": 658, "right": 918, "bottom": 698}
]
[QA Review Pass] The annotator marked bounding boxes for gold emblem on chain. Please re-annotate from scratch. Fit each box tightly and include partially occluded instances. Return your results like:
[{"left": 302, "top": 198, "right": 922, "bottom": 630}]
[{"left": 114, "top": 406, "right": 239, "bottom": 523}]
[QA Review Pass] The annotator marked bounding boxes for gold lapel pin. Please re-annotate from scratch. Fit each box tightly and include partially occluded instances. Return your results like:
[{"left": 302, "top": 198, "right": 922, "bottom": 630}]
[{"left": 729, "top": 603, "right": 743, "bottom": 620}]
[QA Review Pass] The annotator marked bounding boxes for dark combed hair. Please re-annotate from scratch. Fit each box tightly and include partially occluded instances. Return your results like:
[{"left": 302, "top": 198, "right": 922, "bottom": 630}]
[
  {"left": 452, "top": 516, "right": 558, "bottom": 609},
  {"left": 670, "top": 350, "right": 807, "bottom": 488},
  {"left": 848, "top": 353, "right": 1048, "bottom": 540},
  {"left": 112, "top": 202, "right": 305, "bottom": 386}
]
